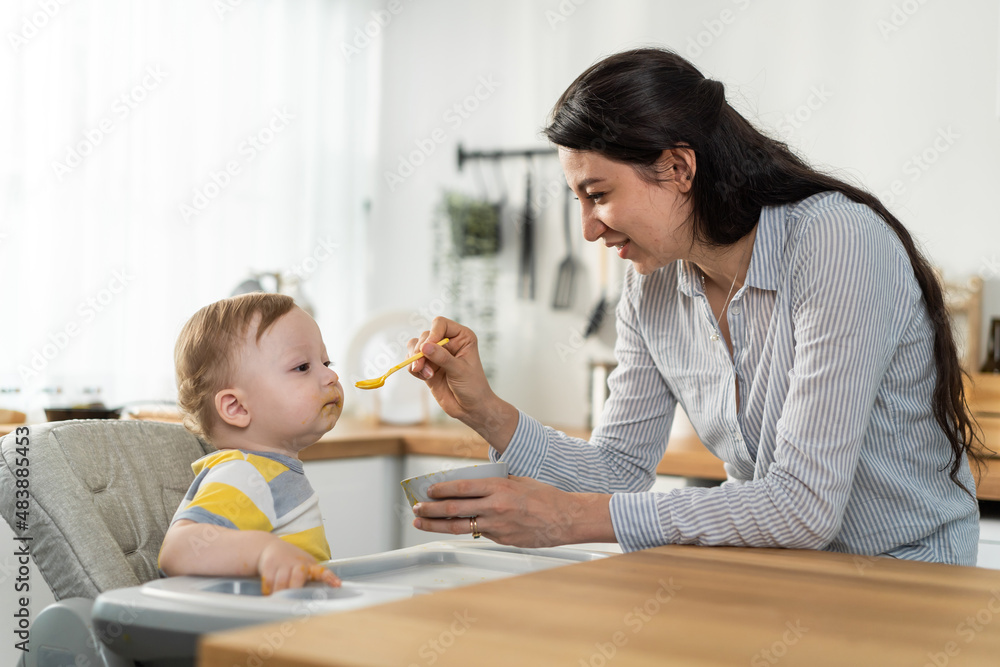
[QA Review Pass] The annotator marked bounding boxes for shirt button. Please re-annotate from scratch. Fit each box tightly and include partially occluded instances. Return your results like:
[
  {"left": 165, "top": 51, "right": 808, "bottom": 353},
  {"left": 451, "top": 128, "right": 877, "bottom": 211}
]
[{"left": 730, "top": 304, "right": 742, "bottom": 315}]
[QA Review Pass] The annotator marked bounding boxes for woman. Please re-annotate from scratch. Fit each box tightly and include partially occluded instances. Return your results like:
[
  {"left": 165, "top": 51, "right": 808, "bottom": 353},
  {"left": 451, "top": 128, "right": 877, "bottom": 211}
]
[{"left": 407, "top": 48, "right": 982, "bottom": 564}]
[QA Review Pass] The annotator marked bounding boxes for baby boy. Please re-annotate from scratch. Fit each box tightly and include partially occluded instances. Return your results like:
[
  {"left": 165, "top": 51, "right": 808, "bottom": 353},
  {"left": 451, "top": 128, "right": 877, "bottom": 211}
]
[{"left": 159, "top": 293, "right": 343, "bottom": 593}]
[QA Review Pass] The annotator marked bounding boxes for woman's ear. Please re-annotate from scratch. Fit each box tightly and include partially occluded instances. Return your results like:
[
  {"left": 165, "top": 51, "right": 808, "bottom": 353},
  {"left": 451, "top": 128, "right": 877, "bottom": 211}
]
[
  {"left": 215, "top": 389, "right": 250, "bottom": 428},
  {"left": 658, "top": 147, "right": 697, "bottom": 193}
]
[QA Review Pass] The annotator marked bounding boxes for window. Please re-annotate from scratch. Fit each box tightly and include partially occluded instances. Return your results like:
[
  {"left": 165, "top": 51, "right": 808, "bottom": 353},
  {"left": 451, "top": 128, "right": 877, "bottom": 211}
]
[{"left": 1, "top": 0, "right": 376, "bottom": 412}]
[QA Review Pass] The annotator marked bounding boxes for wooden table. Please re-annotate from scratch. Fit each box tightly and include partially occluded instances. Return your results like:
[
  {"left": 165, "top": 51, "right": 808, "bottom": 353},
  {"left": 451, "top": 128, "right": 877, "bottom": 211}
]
[{"left": 198, "top": 545, "right": 1000, "bottom": 666}]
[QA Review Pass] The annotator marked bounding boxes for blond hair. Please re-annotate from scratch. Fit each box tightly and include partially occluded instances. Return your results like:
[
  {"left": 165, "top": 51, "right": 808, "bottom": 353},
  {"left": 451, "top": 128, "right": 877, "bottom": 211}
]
[{"left": 175, "top": 293, "right": 295, "bottom": 441}]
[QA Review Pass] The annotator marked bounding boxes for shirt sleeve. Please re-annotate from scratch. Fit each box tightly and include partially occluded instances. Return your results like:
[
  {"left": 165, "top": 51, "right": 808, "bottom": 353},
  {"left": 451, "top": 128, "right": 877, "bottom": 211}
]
[
  {"left": 492, "top": 266, "right": 678, "bottom": 494},
  {"left": 611, "top": 205, "right": 919, "bottom": 552},
  {"left": 172, "top": 459, "right": 276, "bottom": 532}
]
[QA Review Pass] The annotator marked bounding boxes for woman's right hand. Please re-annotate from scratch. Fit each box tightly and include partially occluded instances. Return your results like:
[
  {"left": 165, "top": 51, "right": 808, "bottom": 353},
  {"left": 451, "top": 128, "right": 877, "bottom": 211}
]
[{"left": 408, "top": 317, "right": 518, "bottom": 447}]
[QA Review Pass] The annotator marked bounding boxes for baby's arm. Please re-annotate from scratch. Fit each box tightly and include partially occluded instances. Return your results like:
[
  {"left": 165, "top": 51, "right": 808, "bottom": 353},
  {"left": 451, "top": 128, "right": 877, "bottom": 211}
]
[{"left": 159, "top": 519, "right": 341, "bottom": 593}]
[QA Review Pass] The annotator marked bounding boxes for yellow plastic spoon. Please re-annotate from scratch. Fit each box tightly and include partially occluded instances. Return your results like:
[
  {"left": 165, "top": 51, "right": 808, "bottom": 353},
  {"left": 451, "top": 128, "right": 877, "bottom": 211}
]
[{"left": 354, "top": 338, "right": 449, "bottom": 390}]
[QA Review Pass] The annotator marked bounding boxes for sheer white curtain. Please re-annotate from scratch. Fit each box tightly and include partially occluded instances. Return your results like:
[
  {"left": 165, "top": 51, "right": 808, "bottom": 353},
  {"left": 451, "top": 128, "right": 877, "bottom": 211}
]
[{"left": 0, "top": 0, "right": 376, "bottom": 415}]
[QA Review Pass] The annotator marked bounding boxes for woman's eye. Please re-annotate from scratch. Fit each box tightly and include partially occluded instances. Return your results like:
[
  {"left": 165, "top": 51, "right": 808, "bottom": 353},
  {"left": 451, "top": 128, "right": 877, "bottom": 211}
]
[{"left": 586, "top": 192, "right": 605, "bottom": 202}]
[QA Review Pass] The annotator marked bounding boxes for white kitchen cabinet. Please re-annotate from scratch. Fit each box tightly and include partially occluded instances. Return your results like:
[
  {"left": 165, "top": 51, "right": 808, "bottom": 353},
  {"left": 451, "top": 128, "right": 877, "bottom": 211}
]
[
  {"left": 978, "top": 540, "right": 1000, "bottom": 569},
  {"left": 304, "top": 456, "right": 403, "bottom": 559}
]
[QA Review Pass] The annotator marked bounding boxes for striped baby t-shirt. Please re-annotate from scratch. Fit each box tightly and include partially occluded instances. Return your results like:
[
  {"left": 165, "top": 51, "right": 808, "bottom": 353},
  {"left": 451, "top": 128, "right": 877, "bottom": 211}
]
[{"left": 168, "top": 449, "right": 331, "bottom": 561}]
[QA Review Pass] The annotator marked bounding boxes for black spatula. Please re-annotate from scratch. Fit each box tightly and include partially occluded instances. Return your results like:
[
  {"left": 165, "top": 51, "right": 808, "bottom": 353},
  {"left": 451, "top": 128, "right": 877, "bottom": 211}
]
[{"left": 552, "top": 185, "right": 577, "bottom": 309}]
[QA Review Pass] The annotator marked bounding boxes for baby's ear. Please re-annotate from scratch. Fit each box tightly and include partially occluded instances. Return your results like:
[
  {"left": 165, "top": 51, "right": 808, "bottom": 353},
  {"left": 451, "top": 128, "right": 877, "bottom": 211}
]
[{"left": 215, "top": 389, "right": 250, "bottom": 428}]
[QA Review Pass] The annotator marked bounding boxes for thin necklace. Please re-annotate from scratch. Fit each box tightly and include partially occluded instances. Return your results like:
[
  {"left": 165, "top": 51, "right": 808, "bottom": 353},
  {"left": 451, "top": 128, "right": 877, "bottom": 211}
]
[{"left": 701, "top": 239, "right": 751, "bottom": 343}]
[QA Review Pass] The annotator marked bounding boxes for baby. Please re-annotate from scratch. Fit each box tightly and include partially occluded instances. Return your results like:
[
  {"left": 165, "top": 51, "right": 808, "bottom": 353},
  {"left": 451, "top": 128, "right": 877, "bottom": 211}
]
[{"left": 159, "top": 292, "right": 343, "bottom": 593}]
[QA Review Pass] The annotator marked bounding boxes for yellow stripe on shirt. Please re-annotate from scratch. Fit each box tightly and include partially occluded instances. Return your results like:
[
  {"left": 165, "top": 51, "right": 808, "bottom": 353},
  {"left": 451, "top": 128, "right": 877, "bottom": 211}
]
[
  {"left": 185, "top": 481, "right": 273, "bottom": 532},
  {"left": 279, "top": 525, "right": 331, "bottom": 561},
  {"left": 242, "top": 453, "right": 291, "bottom": 483}
]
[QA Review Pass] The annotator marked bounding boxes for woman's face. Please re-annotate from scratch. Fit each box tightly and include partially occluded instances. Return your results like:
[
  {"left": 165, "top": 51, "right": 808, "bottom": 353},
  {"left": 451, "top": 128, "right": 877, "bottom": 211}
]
[{"left": 559, "top": 148, "right": 694, "bottom": 275}]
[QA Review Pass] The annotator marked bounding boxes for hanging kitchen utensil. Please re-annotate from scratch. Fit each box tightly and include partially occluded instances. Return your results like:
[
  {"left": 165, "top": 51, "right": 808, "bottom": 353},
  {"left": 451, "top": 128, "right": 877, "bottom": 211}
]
[
  {"left": 517, "top": 162, "right": 535, "bottom": 300},
  {"left": 552, "top": 184, "right": 578, "bottom": 310},
  {"left": 583, "top": 243, "right": 609, "bottom": 337}
]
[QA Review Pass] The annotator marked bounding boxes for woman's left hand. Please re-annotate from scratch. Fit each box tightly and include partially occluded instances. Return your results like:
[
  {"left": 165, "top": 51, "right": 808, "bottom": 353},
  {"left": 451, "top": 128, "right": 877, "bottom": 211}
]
[{"left": 411, "top": 475, "right": 615, "bottom": 548}]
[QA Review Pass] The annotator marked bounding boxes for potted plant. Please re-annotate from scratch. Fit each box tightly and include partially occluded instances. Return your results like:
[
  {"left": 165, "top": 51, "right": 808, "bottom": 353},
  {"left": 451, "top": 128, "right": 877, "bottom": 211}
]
[{"left": 443, "top": 191, "right": 501, "bottom": 257}]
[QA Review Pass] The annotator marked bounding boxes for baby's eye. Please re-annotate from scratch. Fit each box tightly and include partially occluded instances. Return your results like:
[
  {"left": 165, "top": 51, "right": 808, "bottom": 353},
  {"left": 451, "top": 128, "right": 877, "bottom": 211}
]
[
  {"left": 323, "top": 361, "right": 333, "bottom": 368},
  {"left": 295, "top": 363, "right": 310, "bottom": 372}
]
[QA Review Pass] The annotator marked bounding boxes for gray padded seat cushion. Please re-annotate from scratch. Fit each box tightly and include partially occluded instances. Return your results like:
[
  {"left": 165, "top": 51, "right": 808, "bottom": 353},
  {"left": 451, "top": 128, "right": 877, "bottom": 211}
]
[{"left": 0, "top": 420, "right": 213, "bottom": 600}]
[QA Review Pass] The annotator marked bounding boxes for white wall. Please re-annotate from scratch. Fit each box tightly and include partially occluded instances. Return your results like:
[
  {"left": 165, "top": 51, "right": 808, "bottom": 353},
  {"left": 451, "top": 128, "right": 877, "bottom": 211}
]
[{"left": 363, "top": 0, "right": 1000, "bottom": 428}]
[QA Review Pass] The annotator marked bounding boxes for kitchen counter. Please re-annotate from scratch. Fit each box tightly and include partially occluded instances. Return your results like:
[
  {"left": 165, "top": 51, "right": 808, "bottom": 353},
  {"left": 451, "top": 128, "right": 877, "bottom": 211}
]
[
  {"left": 297, "top": 416, "right": 727, "bottom": 479},
  {"left": 6, "top": 405, "right": 1000, "bottom": 497},
  {"left": 239, "top": 373, "right": 1000, "bottom": 500},
  {"left": 198, "top": 544, "right": 1000, "bottom": 666}
]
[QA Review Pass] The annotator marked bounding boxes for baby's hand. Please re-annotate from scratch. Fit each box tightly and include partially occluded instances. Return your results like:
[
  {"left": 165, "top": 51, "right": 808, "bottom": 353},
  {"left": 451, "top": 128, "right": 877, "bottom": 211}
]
[{"left": 258, "top": 539, "right": 342, "bottom": 595}]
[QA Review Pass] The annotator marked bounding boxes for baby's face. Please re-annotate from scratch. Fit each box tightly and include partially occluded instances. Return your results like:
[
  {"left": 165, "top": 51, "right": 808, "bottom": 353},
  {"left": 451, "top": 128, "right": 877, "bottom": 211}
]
[{"left": 233, "top": 307, "right": 343, "bottom": 451}]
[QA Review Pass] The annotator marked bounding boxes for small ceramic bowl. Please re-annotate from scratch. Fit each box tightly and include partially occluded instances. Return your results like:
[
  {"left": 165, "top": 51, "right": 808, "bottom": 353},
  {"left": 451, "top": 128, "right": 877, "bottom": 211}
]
[{"left": 400, "top": 461, "right": 508, "bottom": 507}]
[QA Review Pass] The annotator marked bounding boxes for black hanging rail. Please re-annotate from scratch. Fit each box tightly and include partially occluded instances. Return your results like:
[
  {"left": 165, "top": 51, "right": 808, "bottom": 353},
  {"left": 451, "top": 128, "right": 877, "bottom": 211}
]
[{"left": 456, "top": 143, "right": 558, "bottom": 171}]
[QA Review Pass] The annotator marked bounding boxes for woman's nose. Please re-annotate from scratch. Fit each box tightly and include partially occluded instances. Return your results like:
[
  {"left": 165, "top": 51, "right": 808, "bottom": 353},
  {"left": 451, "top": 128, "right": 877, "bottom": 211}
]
[{"left": 580, "top": 205, "right": 607, "bottom": 243}]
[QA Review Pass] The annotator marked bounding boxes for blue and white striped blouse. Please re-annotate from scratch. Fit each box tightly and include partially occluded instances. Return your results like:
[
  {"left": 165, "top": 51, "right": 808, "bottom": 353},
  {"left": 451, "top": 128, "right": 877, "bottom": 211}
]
[{"left": 494, "top": 192, "right": 979, "bottom": 565}]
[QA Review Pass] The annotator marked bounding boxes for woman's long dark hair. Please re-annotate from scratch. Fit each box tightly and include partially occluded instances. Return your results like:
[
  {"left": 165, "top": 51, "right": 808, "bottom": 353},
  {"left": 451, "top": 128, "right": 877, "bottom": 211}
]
[{"left": 545, "top": 47, "right": 983, "bottom": 495}]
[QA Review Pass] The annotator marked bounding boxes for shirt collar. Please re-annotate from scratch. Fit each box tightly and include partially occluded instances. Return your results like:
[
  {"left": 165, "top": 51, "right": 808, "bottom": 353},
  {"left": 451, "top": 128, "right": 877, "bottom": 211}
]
[
  {"left": 675, "top": 259, "right": 703, "bottom": 298},
  {"left": 241, "top": 449, "right": 303, "bottom": 474},
  {"left": 673, "top": 203, "right": 786, "bottom": 297},
  {"left": 743, "top": 204, "right": 784, "bottom": 292}
]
